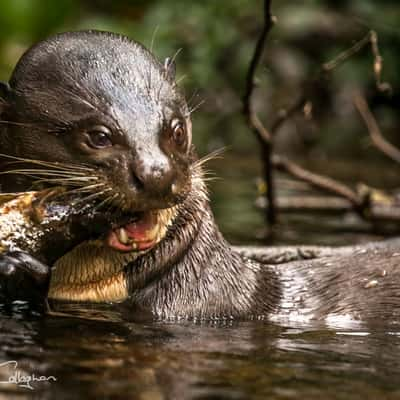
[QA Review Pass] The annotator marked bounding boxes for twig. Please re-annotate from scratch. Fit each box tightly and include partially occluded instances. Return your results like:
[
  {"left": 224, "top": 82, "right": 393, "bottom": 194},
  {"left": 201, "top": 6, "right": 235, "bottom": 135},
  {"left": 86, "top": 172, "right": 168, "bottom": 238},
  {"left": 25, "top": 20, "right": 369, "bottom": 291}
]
[
  {"left": 258, "top": 195, "right": 400, "bottom": 223},
  {"left": 354, "top": 93, "right": 400, "bottom": 164},
  {"left": 243, "top": 10, "right": 399, "bottom": 228},
  {"left": 272, "top": 155, "right": 363, "bottom": 208},
  {"left": 270, "top": 196, "right": 352, "bottom": 213},
  {"left": 264, "top": 29, "right": 400, "bottom": 224},
  {"left": 243, "top": 0, "right": 276, "bottom": 225},
  {"left": 369, "top": 31, "right": 392, "bottom": 93},
  {"left": 271, "top": 156, "right": 400, "bottom": 223},
  {"left": 271, "top": 30, "right": 391, "bottom": 136},
  {"left": 322, "top": 31, "right": 371, "bottom": 72},
  {"left": 324, "top": 30, "right": 391, "bottom": 93},
  {"left": 271, "top": 96, "right": 307, "bottom": 135}
]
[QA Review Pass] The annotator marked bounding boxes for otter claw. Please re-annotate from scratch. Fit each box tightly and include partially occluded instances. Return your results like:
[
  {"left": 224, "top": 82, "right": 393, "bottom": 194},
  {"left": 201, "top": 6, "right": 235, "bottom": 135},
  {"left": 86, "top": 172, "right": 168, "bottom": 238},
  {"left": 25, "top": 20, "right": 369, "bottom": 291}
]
[{"left": 0, "top": 251, "right": 50, "bottom": 304}]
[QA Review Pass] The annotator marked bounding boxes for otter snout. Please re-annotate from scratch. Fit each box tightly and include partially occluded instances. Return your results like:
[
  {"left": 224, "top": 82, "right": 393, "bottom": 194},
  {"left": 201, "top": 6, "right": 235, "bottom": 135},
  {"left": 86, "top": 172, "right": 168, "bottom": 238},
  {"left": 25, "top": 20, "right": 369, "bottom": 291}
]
[{"left": 132, "top": 152, "right": 176, "bottom": 196}]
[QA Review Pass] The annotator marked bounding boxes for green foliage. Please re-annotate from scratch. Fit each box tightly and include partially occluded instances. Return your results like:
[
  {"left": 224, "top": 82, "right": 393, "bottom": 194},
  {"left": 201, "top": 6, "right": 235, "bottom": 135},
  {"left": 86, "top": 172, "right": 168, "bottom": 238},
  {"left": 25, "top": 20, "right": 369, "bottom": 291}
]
[{"left": 0, "top": 0, "right": 398, "bottom": 156}]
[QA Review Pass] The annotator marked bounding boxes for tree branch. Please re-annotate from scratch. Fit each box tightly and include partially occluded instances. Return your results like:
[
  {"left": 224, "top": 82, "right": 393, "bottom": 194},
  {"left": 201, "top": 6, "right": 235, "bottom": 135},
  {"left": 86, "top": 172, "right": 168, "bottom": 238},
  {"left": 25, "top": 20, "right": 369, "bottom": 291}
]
[
  {"left": 243, "top": 0, "right": 276, "bottom": 225},
  {"left": 272, "top": 155, "right": 364, "bottom": 208},
  {"left": 270, "top": 30, "right": 392, "bottom": 136},
  {"left": 354, "top": 93, "right": 400, "bottom": 164},
  {"left": 243, "top": 9, "right": 399, "bottom": 229}
]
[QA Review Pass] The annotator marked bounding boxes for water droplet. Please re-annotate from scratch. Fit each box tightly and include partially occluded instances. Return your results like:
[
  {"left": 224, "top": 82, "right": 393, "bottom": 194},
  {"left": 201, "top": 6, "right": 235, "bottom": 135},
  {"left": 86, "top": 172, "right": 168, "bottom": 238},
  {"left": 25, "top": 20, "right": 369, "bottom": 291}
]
[{"left": 364, "top": 279, "right": 378, "bottom": 289}]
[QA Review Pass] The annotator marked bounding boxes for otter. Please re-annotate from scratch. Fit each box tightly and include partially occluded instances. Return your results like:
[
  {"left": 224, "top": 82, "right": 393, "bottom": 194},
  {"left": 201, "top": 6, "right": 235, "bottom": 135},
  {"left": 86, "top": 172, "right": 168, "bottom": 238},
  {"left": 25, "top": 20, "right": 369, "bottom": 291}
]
[{"left": 0, "top": 30, "right": 399, "bottom": 322}]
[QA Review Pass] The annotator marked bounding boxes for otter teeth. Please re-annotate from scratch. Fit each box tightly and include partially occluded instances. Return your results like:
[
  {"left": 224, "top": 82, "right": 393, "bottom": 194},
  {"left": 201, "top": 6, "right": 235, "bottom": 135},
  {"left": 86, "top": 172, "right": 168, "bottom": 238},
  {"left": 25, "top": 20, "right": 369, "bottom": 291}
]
[{"left": 118, "top": 227, "right": 130, "bottom": 244}]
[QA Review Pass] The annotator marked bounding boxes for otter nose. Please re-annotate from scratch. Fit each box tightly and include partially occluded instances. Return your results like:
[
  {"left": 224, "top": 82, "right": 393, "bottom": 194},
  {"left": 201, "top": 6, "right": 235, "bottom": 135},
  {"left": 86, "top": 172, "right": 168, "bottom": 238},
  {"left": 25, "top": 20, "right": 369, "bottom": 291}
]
[{"left": 132, "top": 155, "right": 176, "bottom": 196}]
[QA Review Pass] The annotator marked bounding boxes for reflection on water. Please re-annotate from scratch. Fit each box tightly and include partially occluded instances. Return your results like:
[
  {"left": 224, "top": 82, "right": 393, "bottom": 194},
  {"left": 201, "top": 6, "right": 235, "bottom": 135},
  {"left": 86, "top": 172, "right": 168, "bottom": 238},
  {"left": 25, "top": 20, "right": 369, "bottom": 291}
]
[
  {"left": 1, "top": 157, "right": 400, "bottom": 399},
  {"left": 1, "top": 304, "right": 400, "bottom": 400}
]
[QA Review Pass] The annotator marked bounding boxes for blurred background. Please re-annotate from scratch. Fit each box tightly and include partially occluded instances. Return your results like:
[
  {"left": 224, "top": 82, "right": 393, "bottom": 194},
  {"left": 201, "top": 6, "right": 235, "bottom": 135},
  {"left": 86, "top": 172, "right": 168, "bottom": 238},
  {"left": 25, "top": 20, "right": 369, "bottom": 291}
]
[{"left": 0, "top": 0, "right": 399, "bottom": 244}]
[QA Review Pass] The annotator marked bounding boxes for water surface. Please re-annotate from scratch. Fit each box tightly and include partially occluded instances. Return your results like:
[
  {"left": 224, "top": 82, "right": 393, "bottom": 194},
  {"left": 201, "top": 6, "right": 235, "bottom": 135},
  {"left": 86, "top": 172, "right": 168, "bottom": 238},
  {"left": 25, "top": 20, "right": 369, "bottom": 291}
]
[{"left": 0, "top": 156, "right": 399, "bottom": 399}]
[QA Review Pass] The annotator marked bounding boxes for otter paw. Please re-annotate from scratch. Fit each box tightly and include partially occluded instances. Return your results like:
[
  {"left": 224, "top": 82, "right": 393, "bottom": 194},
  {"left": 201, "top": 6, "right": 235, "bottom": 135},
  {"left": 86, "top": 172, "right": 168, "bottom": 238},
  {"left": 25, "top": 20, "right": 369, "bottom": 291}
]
[{"left": 0, "top": 251, "right": 50, "bottom": 303}]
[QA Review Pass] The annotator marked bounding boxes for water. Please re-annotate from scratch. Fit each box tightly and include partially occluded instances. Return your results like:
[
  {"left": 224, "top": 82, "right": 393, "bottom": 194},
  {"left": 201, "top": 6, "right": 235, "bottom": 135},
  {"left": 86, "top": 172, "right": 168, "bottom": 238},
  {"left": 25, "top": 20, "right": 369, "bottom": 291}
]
[
  {"left": 0, "top": 156, "right": 399, "bottom": 399},
  {"left": 1, "top": 305, "right": 400, "bottom": 399}
]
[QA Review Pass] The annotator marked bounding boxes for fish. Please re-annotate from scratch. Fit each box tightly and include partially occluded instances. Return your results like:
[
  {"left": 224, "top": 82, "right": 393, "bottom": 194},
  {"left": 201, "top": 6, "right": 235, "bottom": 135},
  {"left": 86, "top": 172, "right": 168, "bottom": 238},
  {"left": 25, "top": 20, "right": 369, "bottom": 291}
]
[{"left": 0, "top": 188, "right": 113, "bottom": 265}]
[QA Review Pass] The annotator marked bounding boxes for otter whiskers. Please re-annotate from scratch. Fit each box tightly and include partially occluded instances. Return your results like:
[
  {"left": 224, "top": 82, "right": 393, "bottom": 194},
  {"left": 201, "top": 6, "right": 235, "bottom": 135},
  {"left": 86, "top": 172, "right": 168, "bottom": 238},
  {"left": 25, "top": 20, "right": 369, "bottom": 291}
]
[
  {"left": 0, "top": 153, "right": 117, "bottom": 211},
  {"left": 70, "top": 188, "right": 114, "bottom": 207},
  {"left": 0, "top": 153, "right": 93, "bottom": 171},
  {"left": 191, "top": 147, "right": 226, "bottom": 170}
]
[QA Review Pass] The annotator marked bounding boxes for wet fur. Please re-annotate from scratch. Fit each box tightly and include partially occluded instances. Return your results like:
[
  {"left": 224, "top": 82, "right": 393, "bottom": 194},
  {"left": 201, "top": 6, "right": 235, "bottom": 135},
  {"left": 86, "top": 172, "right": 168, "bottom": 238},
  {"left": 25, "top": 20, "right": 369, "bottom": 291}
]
[{"left": 123, "top": 174, "right": 400, "bottom": 321}]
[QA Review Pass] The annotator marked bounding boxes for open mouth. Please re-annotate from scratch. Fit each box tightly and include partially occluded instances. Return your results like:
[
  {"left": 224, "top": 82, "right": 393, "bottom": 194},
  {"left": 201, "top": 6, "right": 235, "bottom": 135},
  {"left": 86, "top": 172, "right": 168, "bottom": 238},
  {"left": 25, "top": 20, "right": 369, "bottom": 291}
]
[{"left": 106, "top": 211, "right": 164, "bottom": 252}]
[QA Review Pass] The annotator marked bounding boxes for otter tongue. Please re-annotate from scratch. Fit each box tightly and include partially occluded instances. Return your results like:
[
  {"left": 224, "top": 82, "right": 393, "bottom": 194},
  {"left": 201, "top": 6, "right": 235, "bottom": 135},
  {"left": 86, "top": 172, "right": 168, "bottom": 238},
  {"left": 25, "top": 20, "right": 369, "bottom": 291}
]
[
  {"left": 106, "top": 212, "right": 159, "bottom": 252},
  {"left": 123, "top": 213, "right": 157, "bottom": 241}
]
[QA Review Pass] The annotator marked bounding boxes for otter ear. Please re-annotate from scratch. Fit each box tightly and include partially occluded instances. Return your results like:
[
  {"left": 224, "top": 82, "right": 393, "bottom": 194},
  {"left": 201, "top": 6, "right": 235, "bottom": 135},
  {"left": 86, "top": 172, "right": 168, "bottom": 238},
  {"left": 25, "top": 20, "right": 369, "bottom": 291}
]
[{"left": 163, "top": 57, "right": 176, "bottom": 81}]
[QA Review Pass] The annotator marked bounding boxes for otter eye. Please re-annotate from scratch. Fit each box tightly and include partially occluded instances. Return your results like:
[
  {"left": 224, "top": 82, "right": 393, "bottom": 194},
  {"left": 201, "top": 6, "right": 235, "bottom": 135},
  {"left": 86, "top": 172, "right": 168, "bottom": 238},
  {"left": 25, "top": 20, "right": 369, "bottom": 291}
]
[
  {"left": 170, "top": 118, "right": 186, "bottom": 148},
  {"left": 86, "top": 126, "right": 113, "bottom": 149}
]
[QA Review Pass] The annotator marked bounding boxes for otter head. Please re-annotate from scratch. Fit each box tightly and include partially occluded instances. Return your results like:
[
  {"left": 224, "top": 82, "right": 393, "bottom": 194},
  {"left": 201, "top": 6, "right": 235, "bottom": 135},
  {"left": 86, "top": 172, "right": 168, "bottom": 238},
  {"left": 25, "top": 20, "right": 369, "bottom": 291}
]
[{"left": 0, "top": 30, "right": 198, "bottom": 253}]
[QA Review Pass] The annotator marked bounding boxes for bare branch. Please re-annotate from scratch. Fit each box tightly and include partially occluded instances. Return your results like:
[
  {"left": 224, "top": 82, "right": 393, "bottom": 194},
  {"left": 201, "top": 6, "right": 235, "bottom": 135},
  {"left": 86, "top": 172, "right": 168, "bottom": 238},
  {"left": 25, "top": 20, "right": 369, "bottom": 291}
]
[
  {"left": 272, "top": 155, "right": 363, "bottom": 207},
  {"left": 243, "top": 0, "right": 277, "bottom": 225},
  {"left": 322, "top": 31, "right": 371, "bottom": 72},
  {"left": 243, "top": 0, "right": 275, "bottom": 130},
  {"left": 354, "top": 93, "right": 400, "bottom": 164},
  {"left": 259, "top": 195, "right": 400, "bottom": 223},
  {"left": 242, "top": 9, "right": 399, "bottom": 228},
  {"left": 270, "top": 96, "right": 307, "bottom": 135},
  {"left": 271, "top": 155, "right": 400, "bottom": 223},
  {"left": 370, "top": 31, "right": 392, "bottom": 94},
  {"left": 323, "top": 30, "right": 391, "bottom": 94},
  {"left": 271, "top": 30, "right": 392, "bottom": 137}
]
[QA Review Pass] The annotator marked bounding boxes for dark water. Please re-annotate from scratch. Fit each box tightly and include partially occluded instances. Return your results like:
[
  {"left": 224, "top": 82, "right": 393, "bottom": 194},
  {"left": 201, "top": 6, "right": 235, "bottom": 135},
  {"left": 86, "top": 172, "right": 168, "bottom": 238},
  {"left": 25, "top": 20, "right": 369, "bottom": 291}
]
[
  {"left": 0, "top": 157, "right": 399, "bottom": 399},
  {"left": 1, "top": 304, "right": 400, "bottom": 400}
]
